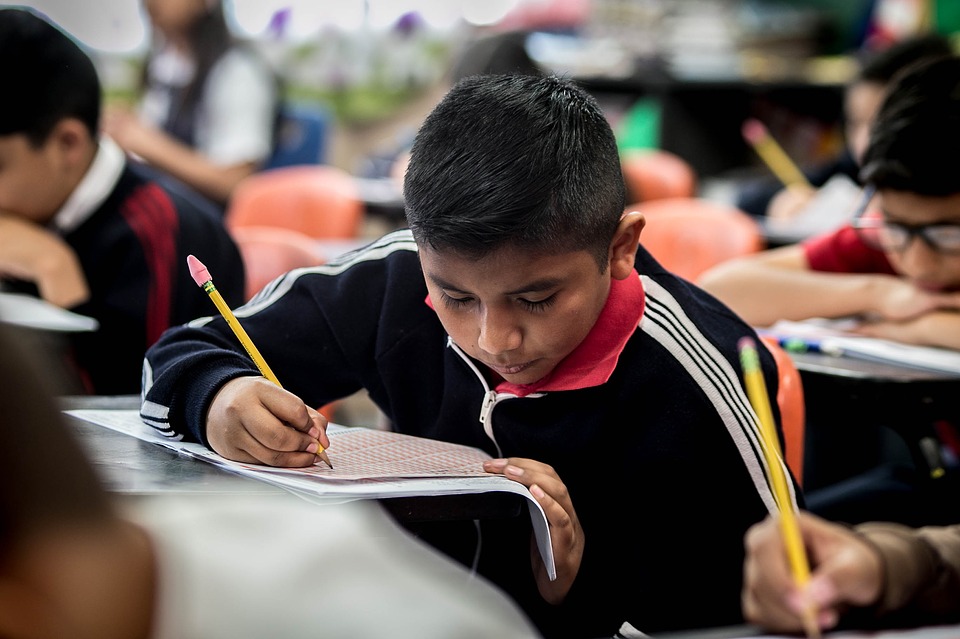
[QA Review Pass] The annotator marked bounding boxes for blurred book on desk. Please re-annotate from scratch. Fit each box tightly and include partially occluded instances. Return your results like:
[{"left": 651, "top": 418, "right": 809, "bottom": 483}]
[
  {"left": 764, "top": 319, "right": 960, "bottom": 376},
  {"left": 0, "top": 291, "right": 98, "bottom": 332}
]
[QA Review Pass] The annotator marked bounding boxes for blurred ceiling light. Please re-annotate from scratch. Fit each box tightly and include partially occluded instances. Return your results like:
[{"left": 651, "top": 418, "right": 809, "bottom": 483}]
[
  {"left": 15, "top": 0, "right": 146, "bottom": 53},
  {"left": 461, "top": 0, "right": 520, "bottom": 26}
]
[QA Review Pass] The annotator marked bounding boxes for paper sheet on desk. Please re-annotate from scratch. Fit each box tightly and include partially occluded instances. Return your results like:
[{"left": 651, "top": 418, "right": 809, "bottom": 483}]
[
  {"left": 0, "top": 291, "right": 98, "bottom": 332},
  {"left": 64, "top": 408, "right": 556, "bottom": 580},
  {"left": 763, "top": 174, "right": 863, "bottom": 242},
  {"left": 768, "top": 319, "right": 960, "bottom": 375}
]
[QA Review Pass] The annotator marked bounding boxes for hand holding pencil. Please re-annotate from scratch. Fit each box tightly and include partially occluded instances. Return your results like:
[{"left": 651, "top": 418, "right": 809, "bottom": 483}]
[
  {"left": 188, "top": 255, "right": 332, "bottom": 468},
  {"left": 743, "top": 511, "right": 885, "bottom": 633}
]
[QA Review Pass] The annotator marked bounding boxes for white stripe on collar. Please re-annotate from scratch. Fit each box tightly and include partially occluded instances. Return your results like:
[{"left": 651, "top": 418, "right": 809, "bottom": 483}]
[{"left": 52, "top": 137, "right": 126, "bottom": 234}]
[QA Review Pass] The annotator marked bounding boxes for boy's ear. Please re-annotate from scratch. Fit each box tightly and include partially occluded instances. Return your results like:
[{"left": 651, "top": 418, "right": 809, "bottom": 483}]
[
  {"left": 48, "top": 118, "right": 93, "bottom": 167},
  {"left": 609, "top": 210, "right": 645, "bottom": 280}
]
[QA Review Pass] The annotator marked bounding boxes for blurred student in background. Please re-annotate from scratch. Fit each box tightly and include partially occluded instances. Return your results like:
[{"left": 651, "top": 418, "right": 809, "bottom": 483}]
[
  {"left": 0, "top": 322, "right": 541, "bottom": 639},
  {"left": 104, "top": 0, "right": 280, "bottom": 205},
  {"left": 736, "top": 33, "right": 953, "bottom": 221},
  {"left": 742, "top": 511, "right": 960, "bottom": 634},
  {"left": 700, "top": 54, "right": 960, "bottom": 352},
  {"left": 0, "top": 7, "right": 244, "bottom": 394}
]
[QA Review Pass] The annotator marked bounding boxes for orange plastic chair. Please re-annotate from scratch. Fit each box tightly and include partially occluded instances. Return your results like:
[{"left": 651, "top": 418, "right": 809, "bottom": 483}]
[
  {"left": 760, "top": 336, "right": 806, "bottom": 487},
  {"left": 231, "top": 226, "right": 325, "bottom": 301},
  {"left": 632, "top": 198, "right": 764, "bottom": 281},
  {"left": 231, "top": 225, "right": 340, "bottom": 419},
  {"left": 621, "top": 149, "right": 697, "bottom": 203},
  {"left": 227, "top": 165, "right": 364, "bottom": 240}
]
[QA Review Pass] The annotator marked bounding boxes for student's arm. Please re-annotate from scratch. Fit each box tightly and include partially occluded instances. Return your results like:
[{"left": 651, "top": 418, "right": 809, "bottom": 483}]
[
  {"left": 0, "top": 213, "right": 89, "bottom": 308},
  {"left": 483, "top": 457, "right": 583, "bottom": 604},
  {"left": 698, "top": 245, "right": 953, "bottom": 328},
  {"left": 103, "top": 109, "right": 254, "bottom": 204},
  {"left": 856, "top": 521, "right": 960, "bottom": 620}
]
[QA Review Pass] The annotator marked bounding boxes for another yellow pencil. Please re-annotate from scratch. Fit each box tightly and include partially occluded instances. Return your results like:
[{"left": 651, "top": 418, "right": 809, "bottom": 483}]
[
  {"left": 742, "top": 118, "right": 812, "bottom": 189},
  {"left": 187, "top": 254, "right": 331, "bottom": 468},
  {"left": 738, "top": 336, "right": 818, "bottom": 639}
]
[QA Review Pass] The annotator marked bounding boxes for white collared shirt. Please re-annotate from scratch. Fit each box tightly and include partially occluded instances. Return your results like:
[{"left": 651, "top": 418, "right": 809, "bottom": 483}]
[{"left": 52, "top": 137, "right": 126, "bottom": 234}]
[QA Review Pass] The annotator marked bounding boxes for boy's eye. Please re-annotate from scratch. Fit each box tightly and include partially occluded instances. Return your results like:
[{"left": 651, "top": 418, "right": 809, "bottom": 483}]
[
  {"left": 440, "top": 292, "right": 473, "bottom": 308},
  {"left": 518, "top": 295, "right": 556, "bottom": 312}
]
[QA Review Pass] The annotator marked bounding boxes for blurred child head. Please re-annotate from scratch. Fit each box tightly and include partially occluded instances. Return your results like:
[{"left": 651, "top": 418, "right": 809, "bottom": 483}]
[
  {"left": 403, "top": 74, "right": 640, "bottom": 386},
  {"left": 0, "top": 322, "right": 156, "bottom": 639},
  {"left": 0, "top": 8, "right": 101, "bottom": 223},
  {"left": 858, "top": 55, "right": 960, "bottom": 291},
  {"left": 845, "top": 34, "right": 953, "bottom": 163}
]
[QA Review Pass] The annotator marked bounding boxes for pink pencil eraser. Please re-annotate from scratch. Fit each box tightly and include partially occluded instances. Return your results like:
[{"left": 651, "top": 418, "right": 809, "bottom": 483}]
[
  {"left": 737, "top": 335, "right": 757, "bottom": 351},
  {"left": 741, "top": 119, "right": 768, "bottom": 145},
  {"left": 187, "top": 254, "right": 211, "bottom": 286}
]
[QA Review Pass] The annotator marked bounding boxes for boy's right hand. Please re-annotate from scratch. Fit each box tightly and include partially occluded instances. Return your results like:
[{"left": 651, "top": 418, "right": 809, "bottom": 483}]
[
  {"left": 206, "top": 376, "right": 330, "bottom": 467},
  {"left": 0, "top": 213, "right": 90, "bottom": 308}
]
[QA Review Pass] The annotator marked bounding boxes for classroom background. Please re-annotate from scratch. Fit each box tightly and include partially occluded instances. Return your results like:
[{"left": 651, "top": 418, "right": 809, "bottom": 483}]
[
  {"left": 16, "top": 0, "right": 960, "bottom": 489},
  {"left": 26, "top": 0, "right": 960, "bottom": 189}
]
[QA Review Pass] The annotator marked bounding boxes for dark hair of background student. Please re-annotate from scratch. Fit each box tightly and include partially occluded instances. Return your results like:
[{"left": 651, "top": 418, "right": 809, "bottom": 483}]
[
  {"left": 860, "top": 55, "right": 960, "bottom": 196},
  {"left": 0, "top": 7, "right": 101, "bottom": 144}
]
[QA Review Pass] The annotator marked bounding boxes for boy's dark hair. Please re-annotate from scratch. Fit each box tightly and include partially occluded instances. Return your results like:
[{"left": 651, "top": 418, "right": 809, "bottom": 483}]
[
  {"left": 0, "top": 325, "right": 113, "bottom": 556},
  {"left": 860, "top": 55, "right": 960, "bottom": 196},
  {"left": 857, "top": 33, "right": 953, "bottom": 85},
  {"left": 0, "top": 8, "right": 101, "bottom": 145},
  {"left": 403, "top": 74, "right": 625, "bottom": 270}
]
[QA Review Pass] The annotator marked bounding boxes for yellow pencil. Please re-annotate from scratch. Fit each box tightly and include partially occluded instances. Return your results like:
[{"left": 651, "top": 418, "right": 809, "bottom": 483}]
[
  {"left": 742, "top": 118, "right": 812, "bottom": 188},
  {"left": 187, "top": 254, "right": 331, "bottom": 468},
  {"left": 738, "top": 336, "right": 818, "bottom": 639}
]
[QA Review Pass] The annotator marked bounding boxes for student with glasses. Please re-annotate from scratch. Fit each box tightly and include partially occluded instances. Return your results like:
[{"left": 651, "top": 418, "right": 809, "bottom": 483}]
[{"left": 699, "top": 54, "right": 960, "bottom": 352}]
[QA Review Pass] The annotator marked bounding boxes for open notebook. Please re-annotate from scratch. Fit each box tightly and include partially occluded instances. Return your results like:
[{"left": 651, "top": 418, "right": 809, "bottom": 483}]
[{"left": 66, "top": 408, "right": 556, "bottom": 580}]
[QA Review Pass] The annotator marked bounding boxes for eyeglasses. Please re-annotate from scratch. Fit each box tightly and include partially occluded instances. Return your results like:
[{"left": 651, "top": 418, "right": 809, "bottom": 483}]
[{"left": 851, "top": 188, "right": 960, "bottom": 255}]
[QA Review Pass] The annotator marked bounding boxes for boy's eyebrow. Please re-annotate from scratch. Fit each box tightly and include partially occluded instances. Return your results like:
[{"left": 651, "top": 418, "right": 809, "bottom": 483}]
[{"left": 428, "top": 274, "right": 564, "bottom": 296}]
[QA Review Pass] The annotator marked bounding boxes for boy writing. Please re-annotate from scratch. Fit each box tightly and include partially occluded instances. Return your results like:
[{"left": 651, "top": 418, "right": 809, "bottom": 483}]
[
  {"left": 700, "top": 54, "right": 960, "bottom": 351},
  {"left": 0, "top": 8, "right": 244, "bottom": 394},
  {"left": 143, "top": 74, "right": 790, "bottom": 636},
  {"left": 0, "top": 323, "right": 541, "bottom": 638}
]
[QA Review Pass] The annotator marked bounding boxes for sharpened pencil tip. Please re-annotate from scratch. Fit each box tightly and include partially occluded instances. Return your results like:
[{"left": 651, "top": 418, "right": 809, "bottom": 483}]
[{"left": 317, "top": 449, "right": 332, "bottom": 469}]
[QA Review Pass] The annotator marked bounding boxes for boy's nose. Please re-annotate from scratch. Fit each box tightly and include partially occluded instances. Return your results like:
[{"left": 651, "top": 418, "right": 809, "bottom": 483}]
[{"left": 477, "top": 309, "right": 521, "bottom": 355}]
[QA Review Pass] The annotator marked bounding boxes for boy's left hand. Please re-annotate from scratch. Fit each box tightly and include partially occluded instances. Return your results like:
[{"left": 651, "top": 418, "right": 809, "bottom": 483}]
[{"left": 483, "top": 457, "right": 583, "bottom": 604}]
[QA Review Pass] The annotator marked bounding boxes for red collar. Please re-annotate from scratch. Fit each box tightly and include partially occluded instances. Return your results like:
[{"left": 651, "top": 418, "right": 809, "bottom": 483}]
[{"left": 426, "top": 272, "right": 645, "bottom": 397}]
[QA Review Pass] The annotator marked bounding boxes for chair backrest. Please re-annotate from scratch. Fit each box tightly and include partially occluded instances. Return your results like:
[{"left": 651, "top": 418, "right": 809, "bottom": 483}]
[
  {"left": 633, "top": 198, "right": 764, "bottom": 281},
  {"left": 760, "top": 336, "right": 806, "bottom": 487},
  {"left": 621, "top": 149, "right": 697, "bottom": 203},
  {"left": 231, "top": 226, "right": 325, "bottom": 301},
  {"left": 263, "top": 104, "right": 329, "bottom": 169},
  {"left": 227, "top": 165, "right": 364, "bottom": 240}
]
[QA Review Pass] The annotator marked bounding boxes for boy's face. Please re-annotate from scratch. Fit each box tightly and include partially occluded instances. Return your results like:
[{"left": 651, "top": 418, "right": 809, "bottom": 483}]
[
  {"left": 880, "top": 189, "right": 960, "bottom": 291},
  {"left": 0, "top": 133, "right": 73, "bottom": 224},
  {"left": 419, "top": 244, "right": 612, "bottom": 386},
  {"left": 845, "top": 80, "right": 886, "bottom": 165}
]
